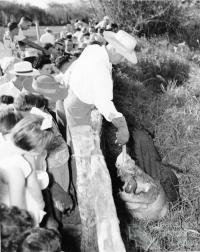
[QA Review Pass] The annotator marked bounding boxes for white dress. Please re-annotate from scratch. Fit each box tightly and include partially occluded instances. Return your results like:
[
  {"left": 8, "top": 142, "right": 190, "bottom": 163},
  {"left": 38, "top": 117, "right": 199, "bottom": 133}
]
[{"left": 0, "top": 134, "right": 46, "bottom": 226}]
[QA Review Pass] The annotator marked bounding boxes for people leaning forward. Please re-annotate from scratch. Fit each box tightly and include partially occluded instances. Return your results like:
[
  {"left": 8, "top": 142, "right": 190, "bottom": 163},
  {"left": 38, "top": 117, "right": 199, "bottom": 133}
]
[
  {"left": 63, "top": 29, "right": 137, "bottom": 197},
  {"left": 63, "top": 30, "right": 137, "bottom": 145}
]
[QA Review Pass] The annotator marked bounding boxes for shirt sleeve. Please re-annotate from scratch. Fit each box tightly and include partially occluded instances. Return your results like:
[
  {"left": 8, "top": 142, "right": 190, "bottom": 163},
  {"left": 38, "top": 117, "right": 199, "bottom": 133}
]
[
  {"left": 88, "top": 59, "right": 122, "bottom": 121},
  {"left": 14, "top": 34, "right": 26, "bottom": 42}
]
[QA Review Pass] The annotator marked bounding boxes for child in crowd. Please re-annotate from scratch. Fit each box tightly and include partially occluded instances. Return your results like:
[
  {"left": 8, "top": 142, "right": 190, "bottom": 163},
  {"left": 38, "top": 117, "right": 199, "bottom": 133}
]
[
  {"left": 0, "top": 107, "right": 54, "bottom": 225},
  {"left": 0, "top": 203, "right": 34, "bottom": 252},
  {"left": 14, "top": 92, "right": 74, "bottom": 224},
  {"left": 18, "top": 227, "right": 62, "bottom": 252},
  {"left": 0, "top": 94, "right": 14, "bottom": 105},
  {"left": 33, "top": 55, "right": 53, "bottom": 75}
]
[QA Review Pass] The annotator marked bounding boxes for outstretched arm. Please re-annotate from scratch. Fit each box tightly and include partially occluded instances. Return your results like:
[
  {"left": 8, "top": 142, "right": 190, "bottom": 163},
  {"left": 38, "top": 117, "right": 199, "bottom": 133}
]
[
  {"left": 6, "top": 166, "right": 26, "bottom": 209},
  {"left": 22, "top": 38, "right": 49, "bottom": 55}
]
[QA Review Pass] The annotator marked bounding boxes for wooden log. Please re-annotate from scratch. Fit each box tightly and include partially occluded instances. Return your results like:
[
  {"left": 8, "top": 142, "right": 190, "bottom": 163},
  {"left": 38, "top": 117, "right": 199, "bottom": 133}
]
[{"left": 70, "top": 110, "right": 126, "bottom": 252}]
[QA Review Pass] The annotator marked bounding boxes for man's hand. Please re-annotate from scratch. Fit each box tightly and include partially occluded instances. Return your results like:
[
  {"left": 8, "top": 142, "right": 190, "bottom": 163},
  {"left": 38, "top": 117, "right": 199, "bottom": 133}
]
[
  {"left": 119, "top": 191, "right": 149, "bottom": 210},
  {"left": 111, "top": 116, "right": 129, "bottom": 145}
]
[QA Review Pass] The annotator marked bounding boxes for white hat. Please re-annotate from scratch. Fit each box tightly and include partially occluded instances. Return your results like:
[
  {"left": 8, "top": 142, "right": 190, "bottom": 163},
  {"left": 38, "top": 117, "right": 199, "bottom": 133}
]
[
  {"left": 23, "top": 74, "right": 68, "bottom": 101},
  {"left": 103, "top": 30, "right": 137, "bottom": 64},
  {"left": 9, "top": 61, "right": 40, "bottom": 76}
]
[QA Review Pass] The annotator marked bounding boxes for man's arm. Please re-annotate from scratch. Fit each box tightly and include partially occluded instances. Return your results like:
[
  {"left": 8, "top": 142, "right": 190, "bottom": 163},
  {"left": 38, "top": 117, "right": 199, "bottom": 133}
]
[{"left": 22, "top": 38, "right": 49, "bottom": 55}]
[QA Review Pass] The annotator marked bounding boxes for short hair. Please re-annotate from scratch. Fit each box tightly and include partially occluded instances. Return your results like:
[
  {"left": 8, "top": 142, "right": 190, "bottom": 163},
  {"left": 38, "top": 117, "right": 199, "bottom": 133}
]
[
  {"left": 83, "top": 32, "right": 90, "bottom": 37},
  {"left": 14, "top": 93, "right": 49, "bottom": 111},
  {"left": 7, "top": 22, "right": 18, "bottom": 32},
  {"left": 0, "top": 203, "right": 34, "bottom": 252},
  {"left": 20, "top": 16, "right": 33, "bottom": 23},
  {"left": 11, "top": 114, "right": 54, "bottom": 152},
  {"left": 98, "top": 28, "right": 104, "bottom": 34},
  {"left": 66, "top": 34, "right": 72, "bottom": 40},
  {"left": 55, "top": 55, "right": 70, "bottom": 70},
  {"left": 33, "top": 55, "right": 51, "bottom": 70},
  {"left": 55, "top": 40, "right": 65, "bottom": 47},
  {"left": 0, "top": 106, "right": 23, "bottom": 134},
  {"left": 17, "top": 228, "right": 61, "bottom": 252},
  {"left": 0, "top": 95, "right": 14, "bottom": 105},
  {"left": 23, "top": 56, "right": 37, "bottom": 65},
  {"left": 18, "top": 41, "right": 26, "bottom": 48},
  {"left": 43, "top": 43, "right": 54, "bottom": 50}
]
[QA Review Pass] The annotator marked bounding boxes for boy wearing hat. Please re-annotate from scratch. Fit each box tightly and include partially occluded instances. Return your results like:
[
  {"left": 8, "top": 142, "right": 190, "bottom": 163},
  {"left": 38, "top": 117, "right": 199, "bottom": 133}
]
[{"left": 0, "top": 61, "right": 39, "bottom": 98}]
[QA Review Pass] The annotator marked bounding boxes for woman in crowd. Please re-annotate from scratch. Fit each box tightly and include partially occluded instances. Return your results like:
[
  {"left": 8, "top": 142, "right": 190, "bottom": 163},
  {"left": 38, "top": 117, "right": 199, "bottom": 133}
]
[
  {"left": 33, "top": 55, "right": 53, "bottom": 75},
  {"left": 0, "top": 106, "right": 54, "bottom": 225}
]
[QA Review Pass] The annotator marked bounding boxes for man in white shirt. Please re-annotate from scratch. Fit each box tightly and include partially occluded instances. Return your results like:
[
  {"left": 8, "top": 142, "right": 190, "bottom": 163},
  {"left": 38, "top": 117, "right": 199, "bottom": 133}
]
[
  {"left": 3, "top": 22, "right": 20, "bottom": 58},
  {"left": 16, "top": 16, "right": 49, "bottom": 55},
  {"left": 64, "top": 30, "right": 137, "bottom": 145},
  {"left": 62, "top": 31, "right": 137, "bottom": 251},
  {"left": 40, "top": 28, "right": 55, "bottom": 45}
]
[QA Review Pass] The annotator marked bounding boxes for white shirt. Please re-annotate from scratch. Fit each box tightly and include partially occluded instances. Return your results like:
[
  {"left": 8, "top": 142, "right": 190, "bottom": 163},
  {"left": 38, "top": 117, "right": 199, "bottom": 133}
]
[
  {"left": 0, "top": 80, "right": 21, "bottom": 98},
  {"left": 64, "top": 44, "right": 122, "bottom": 121},
  {"left": 40, "top": 32, "right": 55, "bottom": 45},
  {"left": 15, "top": 28, "right": 26, "bottom": 42}
]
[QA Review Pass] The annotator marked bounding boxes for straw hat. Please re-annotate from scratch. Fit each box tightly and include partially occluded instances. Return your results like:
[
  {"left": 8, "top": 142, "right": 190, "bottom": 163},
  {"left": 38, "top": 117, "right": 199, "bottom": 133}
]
[
  {"left": 9, "top": 61, "right": 40, "bottom": 76},
  {"left": 23, "top": 74, "right": 68, "bottom": 101},
  {"left": 103, "top": 30, "right": 137, "bottom": 64}
]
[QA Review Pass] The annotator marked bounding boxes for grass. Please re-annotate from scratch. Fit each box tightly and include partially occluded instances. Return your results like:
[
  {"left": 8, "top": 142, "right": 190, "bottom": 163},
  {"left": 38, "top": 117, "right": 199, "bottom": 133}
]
[{"left": 110, "top": 35, "right": 200, "bottom": 251}]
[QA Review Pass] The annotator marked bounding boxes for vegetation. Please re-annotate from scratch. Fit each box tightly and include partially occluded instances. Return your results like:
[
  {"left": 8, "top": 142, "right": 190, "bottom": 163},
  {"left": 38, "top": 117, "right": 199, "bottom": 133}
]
[
  {"left": 0, "top": 1, "right": 92, "bottom": 26},
  {"left": 2, "top": 0, "right": 200, "bottom": 250},
  {"left": 91, "top": 0, "right": 200, "bottom": 250}
]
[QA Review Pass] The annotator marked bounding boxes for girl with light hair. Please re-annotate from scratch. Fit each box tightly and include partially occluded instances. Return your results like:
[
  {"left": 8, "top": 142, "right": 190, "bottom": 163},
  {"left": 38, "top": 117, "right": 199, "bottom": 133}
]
[{"left": 0, "top": 111, "right": 54, "bottom": 226}]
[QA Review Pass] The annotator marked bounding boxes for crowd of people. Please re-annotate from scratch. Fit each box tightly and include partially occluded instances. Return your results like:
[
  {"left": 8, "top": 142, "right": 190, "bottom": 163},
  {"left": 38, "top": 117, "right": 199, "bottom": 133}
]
[
  {"left": 0, "top": 14, "right": 134, "bottom": 252},
  {"left": 0, "top": 14, "right": 180, "bottom": 252}
]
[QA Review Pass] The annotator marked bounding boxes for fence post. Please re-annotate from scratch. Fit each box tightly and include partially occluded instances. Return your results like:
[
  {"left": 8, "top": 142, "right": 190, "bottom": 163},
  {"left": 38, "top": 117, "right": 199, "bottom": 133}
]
[{"left": 70, "top": 111, "right": 126, "bottom": 252}]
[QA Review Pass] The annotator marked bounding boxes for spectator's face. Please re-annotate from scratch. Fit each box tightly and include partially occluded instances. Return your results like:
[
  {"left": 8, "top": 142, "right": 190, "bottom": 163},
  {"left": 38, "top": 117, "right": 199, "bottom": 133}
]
[
  {"left": 54, "top": 44, "right": 65, "bottom": 57},
  {"left": 40, "top": 64, "right": 52, "bottom": 75},
  {"left": 65, "top": 40, "right": 73, "bottom": 52},
  {"left": 84, "top": 35, "right": 90, "bottom": 41},
  {"left": 12, "top": 27, "right": 19, "bottom": 36},
  {"left": 113, "top": 27, "right": 119, "bottom": 33},
  {"left": 107, "top": 44, "right": 125, "bottom": 65},
  {"left": 21, "top": 21, "right": 32, "bottom": 30},
  {"left": 89, "top": 27, "right": 95, "bottom": 33}
]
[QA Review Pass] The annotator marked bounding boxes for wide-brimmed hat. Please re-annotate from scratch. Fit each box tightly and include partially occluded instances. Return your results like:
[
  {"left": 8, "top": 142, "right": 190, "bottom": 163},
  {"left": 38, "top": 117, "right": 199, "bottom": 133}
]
[
  {"left": 103, "top": 30, "right": 137, "bottom": 64},
  {"left": 22, "top": 74, "right": 68, "bottom": 101},
  {"left": 9, "top": 61, "right": 40, "bottom": 76}
]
